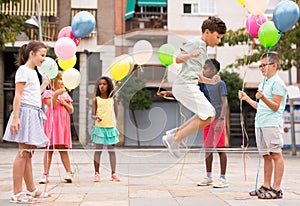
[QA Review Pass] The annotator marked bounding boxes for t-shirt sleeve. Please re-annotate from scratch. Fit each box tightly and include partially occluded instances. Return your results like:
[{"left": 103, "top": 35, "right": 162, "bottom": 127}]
[
  {"left": 272, "top": 80, "right": 287, "bottom": 97},
  {"left": 41, "top": 90, "right": 53, "bottom": 104},
  {"left": 15, "top": 66, "right": 28, "bottom": 83},
  {"left": 220, "top": 81, "right": 228, "bottom": 96},
  {"left": 180, "top": 40, "right": 197, "bottom": 54}
]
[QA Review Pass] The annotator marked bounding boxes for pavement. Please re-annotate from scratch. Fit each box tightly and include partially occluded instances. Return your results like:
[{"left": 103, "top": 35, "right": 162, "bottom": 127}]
[{"left": 0, "top": 146, "right": 299, "bottom": 206}]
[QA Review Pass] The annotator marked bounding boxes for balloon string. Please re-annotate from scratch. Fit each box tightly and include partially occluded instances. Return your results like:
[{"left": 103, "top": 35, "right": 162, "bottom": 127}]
[{"left": 157, "top": 67, "right": 168, "bottom": 94}]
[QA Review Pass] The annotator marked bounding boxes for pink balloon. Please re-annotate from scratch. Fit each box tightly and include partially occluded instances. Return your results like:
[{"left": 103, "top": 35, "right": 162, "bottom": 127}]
[
  {"left": 57, "top": 26, "right": 74, "bottom": 40},
  {"left": 246, "top": 14, "right": 267, "bottom": 38},
  {"left": 54, "top": 37, "right": 77, "bottom": 60}
]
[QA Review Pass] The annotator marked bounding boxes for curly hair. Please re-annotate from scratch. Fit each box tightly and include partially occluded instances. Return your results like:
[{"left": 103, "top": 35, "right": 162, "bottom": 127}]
[
  {"left": 95, "top": 76, "right": 115, "bottom": 97},
  {"left": 201, "top": 16, "right": 227, "bottom": 35}
]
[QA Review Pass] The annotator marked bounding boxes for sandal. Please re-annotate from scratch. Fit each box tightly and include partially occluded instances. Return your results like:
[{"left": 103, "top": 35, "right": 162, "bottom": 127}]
[
  {"left": 249, "top": 185, "right": 269, "bottom": 196},
  {"left": 27, "top": 188, "right": 51, "bottom": 198},
  {"left": 258, "top": 187, "right": 283, "bottom": 199},
  {"left": 10, "top": 191, "right": 35, "bottom": 204}
]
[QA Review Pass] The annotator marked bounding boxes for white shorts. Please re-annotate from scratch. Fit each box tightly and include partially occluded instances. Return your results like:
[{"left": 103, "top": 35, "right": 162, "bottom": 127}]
[
  {"left": 255, "top": 127, "right": 284, "bottom": 156},
  {"left": 172, "top": 83, "right": 215, "bottom": 120}
]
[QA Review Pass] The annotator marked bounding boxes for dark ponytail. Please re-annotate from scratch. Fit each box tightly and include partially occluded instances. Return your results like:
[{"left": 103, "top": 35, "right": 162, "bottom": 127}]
[{"left": 17, "top": 41, "right": 47, "bottom": 66}]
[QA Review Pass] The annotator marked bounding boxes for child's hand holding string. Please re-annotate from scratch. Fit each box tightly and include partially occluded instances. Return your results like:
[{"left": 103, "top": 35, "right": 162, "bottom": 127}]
[{"left": 255, "top": 90, "right": 264, "bottom": 100}]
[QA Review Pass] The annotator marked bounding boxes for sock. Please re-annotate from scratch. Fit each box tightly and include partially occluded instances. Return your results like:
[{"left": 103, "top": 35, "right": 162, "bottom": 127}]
[
  {"left": 207, "top": 172, "right": 212, "bottom": 179},
  {"left": 220, "top": 174, "right": 226, "bottom": 180}
]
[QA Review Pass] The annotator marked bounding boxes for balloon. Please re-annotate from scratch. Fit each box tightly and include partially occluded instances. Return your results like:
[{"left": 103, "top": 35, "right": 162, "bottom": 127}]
[
  {"left": 37, "top": 57, "right": 58, "bottom": 79},
  {"left": 273, "top": 0, "right": 300, "bottom": 33},
  {"left": 246, "top": 14, "right": 267, "bottom": 38},
  {"left": 57, "top": 26, "right": 81, "bottom": 46},
  {"left": 54, "top": 37, "right": 77, "bottom": 60},
  {"left": 133, "top": 40, "right": 153, "bottom": 65},
  {"left": 62, "top": 68, "right": 81, "bottom": 90},
  {"left": 157, "top": 44, "right": 175, "bottom": 66},
  {"left": 74, "top": 37, "right": 81, "bottom": 47},
  {"left": 57, "top": 26, "right": 74, "bottom": 39},
  {"left": 237, "top": 0, "right": 245, "bottom": 7},
  {"left": 71, "top": 11, "right": 96, "bottom": 38},
  {"left": 245, "top": 0, "right": 269, "bottom": 16},
  {"left": 258, "top": 21, "right": 281, "bottom": 48},
  {"left": 110, "top": 55, "right": 131, "bottom": 81},
  {"left": 58, "top": 56, "right": 77, "bottom": 71}
]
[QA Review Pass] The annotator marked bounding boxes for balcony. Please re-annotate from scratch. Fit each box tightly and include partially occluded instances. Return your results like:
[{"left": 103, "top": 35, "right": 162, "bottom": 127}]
[
  {"left": 125, "top": 12, "right": 167, "bottom": 32},
  {"left": 26, "top": 22, "right": 58, "bottom": 41}
]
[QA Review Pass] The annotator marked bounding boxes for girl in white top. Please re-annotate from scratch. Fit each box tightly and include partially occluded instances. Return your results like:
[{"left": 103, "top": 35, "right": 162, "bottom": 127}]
[{"left": 3, "top": 41, "right": 51, "bottom": 203}]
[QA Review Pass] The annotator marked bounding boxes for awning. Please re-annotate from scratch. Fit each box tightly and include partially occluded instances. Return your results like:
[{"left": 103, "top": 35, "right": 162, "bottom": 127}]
[
  {"left": 125, "top": 0, "right": 136, "bottom": 20},
  {"left": 138, "top": 0, "right": 167, "bottom": 7}
]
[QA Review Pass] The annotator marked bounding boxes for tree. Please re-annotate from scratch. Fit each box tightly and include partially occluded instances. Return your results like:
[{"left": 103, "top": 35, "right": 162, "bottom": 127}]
[
  {"left": 0, "top": 0, "right": 26, "bottom": 49},
  {"left": 219, "top": 70, "right": 243, "bottom": 108},
  {"left": 221, "top": 0, "right": 300, "bottom": 73},
  {"left": 117, "top": 72, "right": 153, "bottom": 147}
]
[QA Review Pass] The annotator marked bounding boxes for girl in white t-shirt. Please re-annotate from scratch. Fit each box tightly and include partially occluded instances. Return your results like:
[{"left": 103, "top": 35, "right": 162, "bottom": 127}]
[{"left": 3, "top": 41, "right": 51, "bottom": 203}]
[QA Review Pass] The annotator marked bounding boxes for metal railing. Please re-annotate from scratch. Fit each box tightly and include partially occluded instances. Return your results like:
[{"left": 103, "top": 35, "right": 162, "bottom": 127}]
[{"left": 125, "top": 12, "right": 167, "bottom": 32}]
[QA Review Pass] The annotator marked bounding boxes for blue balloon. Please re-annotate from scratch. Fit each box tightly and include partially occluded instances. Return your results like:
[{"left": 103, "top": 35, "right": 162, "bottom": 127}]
[
  {"left": 273, "top": 0, "right": 300, "bottom": 33},
  {"left": 71, "top": 11, "right": 96, "bottom": 38}
]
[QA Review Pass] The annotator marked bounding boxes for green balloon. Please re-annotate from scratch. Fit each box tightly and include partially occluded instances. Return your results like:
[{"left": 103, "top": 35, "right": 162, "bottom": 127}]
[
  {"left": 258, "top": 21, "right": 281, "bottom": 48},
  {"left": 37, "top": 57, "right": 59, "bottom": 79},
  {"left": 158, "top": 44, "right": 175, "bottom": 66}
]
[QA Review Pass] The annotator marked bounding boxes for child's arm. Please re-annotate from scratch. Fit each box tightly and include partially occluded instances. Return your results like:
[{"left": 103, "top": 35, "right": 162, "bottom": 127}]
[
  {"left": 57, "top": 98, "right": 74, "bottom": 114},
  {"left": 114, "top": 99, "right": 118, "bottom": 118},
  {"left": 239, "top": 90, "right": 257, "bottom": 109},
  {"left": 199, "top": 75, "right": 220, "bottom": 85},
  {"left": 40, "top": 75, "right": 50, "bottom": 93},
  {"left": 256, "top": 90, "right": 282, "bottom": 111},
  {"left": 52, "top": 88, "right": 66, "bottom": 107},
  {"left": 176, "top": 50, "right": 200, "bottom": 64},
  {"left": 91, "top": 97, "right": 101, "bottom": 121}
]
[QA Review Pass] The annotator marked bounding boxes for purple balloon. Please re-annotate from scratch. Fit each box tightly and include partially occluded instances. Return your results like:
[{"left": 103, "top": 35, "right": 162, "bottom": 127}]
[{"left": 246, "top": 14, "right": 267, "bottom": 38}]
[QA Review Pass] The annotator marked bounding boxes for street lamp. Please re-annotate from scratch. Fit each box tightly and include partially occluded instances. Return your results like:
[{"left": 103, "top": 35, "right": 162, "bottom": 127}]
[{"left": 24, "top": 2, "right": 42, "bottom": 41}]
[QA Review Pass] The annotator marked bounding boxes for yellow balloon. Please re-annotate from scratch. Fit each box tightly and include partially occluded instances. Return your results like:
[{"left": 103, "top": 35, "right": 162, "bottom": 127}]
[
  {"left": 110, "top": 55, "right": 130, "bottom": 81},
  {"left": 62, "top": 68, "right": 81, "bottom": 90},
  {"left": 237, "top": 0, "right": 245, "bottom": 7},
  {"left": 58, "top": 56, "right": 77, "bottom": 70}
]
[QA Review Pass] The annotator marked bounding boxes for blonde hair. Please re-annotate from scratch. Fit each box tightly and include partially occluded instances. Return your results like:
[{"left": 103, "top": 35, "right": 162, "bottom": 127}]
[{"left": 50, "top": 71, "right": 63, "bottom": 90}]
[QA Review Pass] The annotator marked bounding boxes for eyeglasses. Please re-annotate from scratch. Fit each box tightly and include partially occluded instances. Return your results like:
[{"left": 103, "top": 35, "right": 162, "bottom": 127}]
[{"left": 259, "top": 63, "right": 275, "bottom": 68}]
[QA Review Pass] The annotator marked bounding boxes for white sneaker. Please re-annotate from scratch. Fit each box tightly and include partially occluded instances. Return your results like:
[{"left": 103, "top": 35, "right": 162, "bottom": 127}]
[
  {"left": 197, "top": 177, "right": 213, "bottom": 186},
  {"left": 166, "top": 128, "right": 178, "bottom": 135},
  {"left": 213, "top": 177, "right": 228, "bottom": 188},
  {"left": 162, "top": 133, "right": 181, "bottom": 158},
  {"left": 39, "top": 174, "right": 49, "bottom": 184},
  {"left": 64, "top": 172, "right": 73, "bottom": 183}
]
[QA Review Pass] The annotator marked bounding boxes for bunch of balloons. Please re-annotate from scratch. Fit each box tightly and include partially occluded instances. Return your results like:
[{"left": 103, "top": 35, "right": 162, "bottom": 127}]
[
  {"left": 109, "top": 40, "right": 177, "bottom": 82},
  {"left": 238, "top": 0, "right": 300, "bottom": 49},
  {"left": 53, "top": 11, "right": 95, "bottom": 90}
]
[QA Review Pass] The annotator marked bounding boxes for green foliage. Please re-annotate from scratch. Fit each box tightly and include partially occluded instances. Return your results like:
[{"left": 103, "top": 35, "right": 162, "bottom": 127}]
[
  {"left": 0, "top": 0, "right": 26, "bottom": 49},
  {"left": 117, "top": 73, "right": 153, "bottom": 111},
  {"left": 219, "top": 70, "right": 243, "bottom": 108},
  {"left": 221, "top": 1, "right": 300, "bottom": 71}
]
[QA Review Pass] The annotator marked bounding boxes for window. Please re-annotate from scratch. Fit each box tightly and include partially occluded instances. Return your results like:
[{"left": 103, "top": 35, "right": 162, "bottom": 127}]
[{"left": 183, "top": 0, "right": 215, "bottom": 14}]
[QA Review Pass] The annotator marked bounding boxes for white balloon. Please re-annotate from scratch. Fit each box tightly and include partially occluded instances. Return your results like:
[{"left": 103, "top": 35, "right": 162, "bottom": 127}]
[
  {"left": 132, "top": 40, "right": 153, "bottom": 65},
  {"left": 244, "top": 0, "right": 269, "bottom": 16}
]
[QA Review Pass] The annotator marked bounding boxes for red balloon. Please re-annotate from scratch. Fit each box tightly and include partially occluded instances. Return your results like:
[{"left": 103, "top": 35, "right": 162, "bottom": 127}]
[
  {"left": 57, "top": 26, "right": 74, "bottom": 40},
  {"left": 74, "top": 38, "right": 81, "bottom": 47}
]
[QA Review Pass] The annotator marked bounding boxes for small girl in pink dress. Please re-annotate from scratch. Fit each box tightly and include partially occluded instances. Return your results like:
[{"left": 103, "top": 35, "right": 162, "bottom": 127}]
[{"left": 39, "top": 71, "right": 74, "bottom": 184}]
